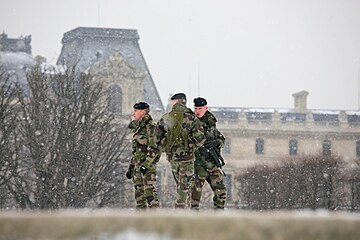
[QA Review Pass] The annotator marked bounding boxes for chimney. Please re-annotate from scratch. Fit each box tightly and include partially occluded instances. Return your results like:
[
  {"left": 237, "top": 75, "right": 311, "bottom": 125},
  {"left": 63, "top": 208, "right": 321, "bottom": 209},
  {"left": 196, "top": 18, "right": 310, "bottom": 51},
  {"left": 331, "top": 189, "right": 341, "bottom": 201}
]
[{"left": 292, "top": 90, "right": 309, "bottom": 113}]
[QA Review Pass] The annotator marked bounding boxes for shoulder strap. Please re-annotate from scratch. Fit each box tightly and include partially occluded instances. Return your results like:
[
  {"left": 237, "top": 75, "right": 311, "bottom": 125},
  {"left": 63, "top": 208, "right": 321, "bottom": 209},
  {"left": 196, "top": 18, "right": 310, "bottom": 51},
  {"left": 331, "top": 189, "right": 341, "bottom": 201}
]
[{"left": 165, "top": 110, "right": 186, "bottom": 148}]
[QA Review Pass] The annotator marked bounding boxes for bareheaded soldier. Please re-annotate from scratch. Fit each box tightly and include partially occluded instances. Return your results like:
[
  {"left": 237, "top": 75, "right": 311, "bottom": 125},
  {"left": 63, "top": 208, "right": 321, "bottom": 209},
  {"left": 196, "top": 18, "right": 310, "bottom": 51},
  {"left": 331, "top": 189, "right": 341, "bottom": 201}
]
[
  {"left": 156, "top": 93, "right": 205, "bottom": 208},
  {"left": 126, "top": 102, "right": 160, "bottom": 209},
  {"left": 191, "top": 97, "right": 227, "bottom": 210}
]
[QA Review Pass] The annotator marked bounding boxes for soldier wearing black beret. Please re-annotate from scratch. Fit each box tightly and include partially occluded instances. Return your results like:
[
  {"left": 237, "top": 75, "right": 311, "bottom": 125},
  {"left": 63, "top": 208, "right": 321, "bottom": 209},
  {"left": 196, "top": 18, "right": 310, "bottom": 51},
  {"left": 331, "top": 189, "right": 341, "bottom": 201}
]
[
  {"left": 170, "top": 92, "right": 187, "bottom": 106},
  {"left": 191, "top": 97, "right": 227, "bottom": 210},
  {"left": 133, "top": 102, "right": 149, "bottom": 110},
  {"left": 127, "top": 101, "right": 160, "bottom": 209},
  {"left": 170, "top": 93, "right": 187, "bottom": 100},
  {"left": 155, "top": 93, "right": 205, "bottom": 208},
  {"left": 193, "top": 97, "right": 207, "bottom": 107}
]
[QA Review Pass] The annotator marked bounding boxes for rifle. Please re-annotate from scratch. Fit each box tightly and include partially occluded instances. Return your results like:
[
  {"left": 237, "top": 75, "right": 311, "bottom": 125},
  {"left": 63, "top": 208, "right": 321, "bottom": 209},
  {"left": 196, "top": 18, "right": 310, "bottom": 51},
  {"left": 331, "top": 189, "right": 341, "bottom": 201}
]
[{"left": 200, "top": 140, "right": 226, "bottom": 176}]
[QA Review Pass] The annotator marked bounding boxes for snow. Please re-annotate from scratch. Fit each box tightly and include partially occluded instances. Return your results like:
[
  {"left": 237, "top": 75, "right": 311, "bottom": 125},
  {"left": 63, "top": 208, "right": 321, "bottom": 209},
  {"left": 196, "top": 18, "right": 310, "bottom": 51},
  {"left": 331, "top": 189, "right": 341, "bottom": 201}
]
[
  {"left": 40, "top": 62, "right": 66, "bottom": 74},
  {"left": 99, "top": 230, "right": 171, "bottom": 240},
  {"left": 1, "top": 209, "right": 359, "bottom": 240},
  {"left": 0, "top": 52, "right": 34, "bottom": 67}
]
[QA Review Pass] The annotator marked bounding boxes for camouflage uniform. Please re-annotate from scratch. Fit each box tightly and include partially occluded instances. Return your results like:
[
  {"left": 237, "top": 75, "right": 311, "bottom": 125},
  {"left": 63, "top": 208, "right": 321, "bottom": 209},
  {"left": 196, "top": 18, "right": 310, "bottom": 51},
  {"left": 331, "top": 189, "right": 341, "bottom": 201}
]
[
  {"left": 156, "top": 103, "right": 205, "bottom": 208},
  {"left": 191, "top": 111, "right": 227, "bottom": 209},
  {"left": 128, "top": 114, "right": 160, "bottom": 209}
]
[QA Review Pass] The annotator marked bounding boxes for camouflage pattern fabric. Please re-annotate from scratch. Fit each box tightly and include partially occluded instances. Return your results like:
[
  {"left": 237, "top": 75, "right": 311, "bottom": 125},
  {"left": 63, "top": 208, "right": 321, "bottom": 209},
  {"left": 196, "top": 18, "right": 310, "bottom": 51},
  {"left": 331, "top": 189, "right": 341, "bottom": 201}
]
[
  {"left": 156, "top": 103, "right": 205, "bottom": 161},
  {"left": 132, "top": 164, "right": 158, "bottom": 209},
  {"left": 191, "top": 162, "right": 227, "bottom": 209},
  {"left": 191, "top": 111, "right": 227, "bottom": 209},
  {"left": 170, "top": 160, "right": 194, "bottom": 208},
  {"left": 128, "top": 114, "right": 159, "bottom": 209},
  {"left": 156, "top": 103, "right": 205, "bottom": 208}
]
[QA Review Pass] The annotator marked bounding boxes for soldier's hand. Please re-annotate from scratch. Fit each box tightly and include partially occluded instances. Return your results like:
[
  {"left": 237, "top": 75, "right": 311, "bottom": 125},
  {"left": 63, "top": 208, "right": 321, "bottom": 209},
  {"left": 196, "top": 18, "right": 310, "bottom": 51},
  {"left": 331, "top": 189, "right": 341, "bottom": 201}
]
[
  {"left": 139, "top": 165, "right": 147, "bottom": 175},
  {"left": 199, "top": 146, "right": 209, "bottom": 155},
  {"left": 126, "top": 164, "right": 134, "bottom": 179},
  {"left": 205, "top": 140, "right": 219, "bottom": 149}
]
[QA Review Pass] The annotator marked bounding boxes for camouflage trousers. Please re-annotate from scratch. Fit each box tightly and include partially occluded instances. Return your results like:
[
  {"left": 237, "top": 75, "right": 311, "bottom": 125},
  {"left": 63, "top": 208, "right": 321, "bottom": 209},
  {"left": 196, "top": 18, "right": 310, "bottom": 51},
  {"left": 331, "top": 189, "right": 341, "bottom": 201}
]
[
  {"left": 170, "top": 160, "right": 194, "bottom": 209},
  {"left": 132, "top": 164, "right": 159, "bottom": 209},
  {"left": 191, "top": 162, "right": 227, "bottom": 209}
]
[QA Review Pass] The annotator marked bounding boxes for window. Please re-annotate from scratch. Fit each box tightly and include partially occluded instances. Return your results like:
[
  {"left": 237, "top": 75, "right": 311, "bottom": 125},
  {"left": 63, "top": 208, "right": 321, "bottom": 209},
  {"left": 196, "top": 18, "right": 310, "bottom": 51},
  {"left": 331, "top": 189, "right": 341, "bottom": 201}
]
[
  {"left": 356, "top": 141, "right": 360, "bottom": 157},
  {"left": 256, "top": 138, "right": 264, "bottom": 154},
  {"left": 289, "top": 139, "right": 298, "bottom": 155},
  {"left": 323, "top": 140, "right": 331, "bottom": 156},
  {"left": 107, "top": 84, "right": 122, "bottom": 114},
  {"left": 223, "top": 138, "right": 231, "bottom": 154},
  {"left": 223, "top": 174, "right": 232, "bottom": 202},
  {"left": 156, "top": 170, "right": 162, "bottom": 200}
]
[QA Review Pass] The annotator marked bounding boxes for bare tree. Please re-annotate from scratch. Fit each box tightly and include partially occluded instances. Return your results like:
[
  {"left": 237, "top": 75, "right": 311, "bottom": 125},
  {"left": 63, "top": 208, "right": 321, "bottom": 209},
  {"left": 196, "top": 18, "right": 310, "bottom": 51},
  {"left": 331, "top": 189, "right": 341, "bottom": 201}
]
[
  {"left": 7, "top": 65, "right": 130, "bottom": 209},
  {"left": 0, "top": 70, "right": 22, "bottom": 208},
  {"left": 349, "top": 160, "right": 360, "bottom": 211},
  {"left": 237, "top": 154, "right": 345, "bottom": 210}
]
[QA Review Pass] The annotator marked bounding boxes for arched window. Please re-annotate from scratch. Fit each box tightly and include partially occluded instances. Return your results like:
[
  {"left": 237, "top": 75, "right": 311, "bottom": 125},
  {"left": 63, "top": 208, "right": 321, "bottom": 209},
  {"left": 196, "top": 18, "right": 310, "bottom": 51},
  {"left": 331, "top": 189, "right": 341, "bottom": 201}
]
[
  {"left": 223, "top": 174, "right": 232, "bottom": 201},
  {"left": 256, "top": 138, "right": 264, "bottom": 155},
  {"left": 107, "top": 84, "right": 122, "bottom": 114},
  {"left": 223, "top": 138, "right": 231, "bottom": 154},
  {"left": 356, "top": 141, "right": 360, "bottom": 157},
  {"left": 289, "top": 139, "right": 298, "bottom": 155},
  {"left": 323, "top": 140, "right": 331, "bottom": 156}
]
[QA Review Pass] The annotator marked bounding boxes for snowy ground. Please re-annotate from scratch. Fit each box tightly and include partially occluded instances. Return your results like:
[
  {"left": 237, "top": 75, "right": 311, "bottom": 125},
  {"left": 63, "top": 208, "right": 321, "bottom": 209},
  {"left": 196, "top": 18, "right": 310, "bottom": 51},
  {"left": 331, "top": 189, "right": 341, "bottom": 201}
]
[{"left": 0, "top": 209, "right": 359, "bottom": 240}]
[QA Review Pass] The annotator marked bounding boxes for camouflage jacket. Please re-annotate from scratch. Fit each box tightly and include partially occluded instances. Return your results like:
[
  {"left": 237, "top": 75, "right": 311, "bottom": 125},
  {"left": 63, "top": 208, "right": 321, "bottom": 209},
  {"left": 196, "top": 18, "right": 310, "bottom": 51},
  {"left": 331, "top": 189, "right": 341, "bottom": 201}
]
[
  {"left": 128, "top": 114, "right": 159, "bottom": 167},
  {"left": 156, "top": 103, "right": 205, "bottom": 161},
  {"left": 195, "top": 111, "right": 225, "bottom": 163}
]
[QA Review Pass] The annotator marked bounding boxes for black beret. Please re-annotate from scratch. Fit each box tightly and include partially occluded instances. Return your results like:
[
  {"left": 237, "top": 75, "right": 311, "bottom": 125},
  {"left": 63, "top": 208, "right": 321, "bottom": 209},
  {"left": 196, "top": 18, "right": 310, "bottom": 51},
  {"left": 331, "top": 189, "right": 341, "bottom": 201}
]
[
  {"left": 171, "top": 93, "right": 186, "bottom": 100},
  {"left": 133, "top": 102, "right": 149, "bottom": 110},
  {"left": 193, "top": 97, "right": 207, "bottom": 107}
]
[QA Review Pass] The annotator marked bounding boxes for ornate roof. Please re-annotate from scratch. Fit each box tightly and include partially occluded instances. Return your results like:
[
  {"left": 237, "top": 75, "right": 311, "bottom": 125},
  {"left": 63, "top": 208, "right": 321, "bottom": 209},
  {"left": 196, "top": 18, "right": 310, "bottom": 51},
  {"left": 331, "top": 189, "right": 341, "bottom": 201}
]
[{"left": 57, "top": 27, "right": 163, "bottom": 111}]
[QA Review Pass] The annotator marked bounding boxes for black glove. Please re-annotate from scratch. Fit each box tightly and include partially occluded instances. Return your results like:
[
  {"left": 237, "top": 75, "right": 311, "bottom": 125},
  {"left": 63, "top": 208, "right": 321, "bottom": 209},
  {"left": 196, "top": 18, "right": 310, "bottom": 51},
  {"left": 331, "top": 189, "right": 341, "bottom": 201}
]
[
  {"left": 139, "top": 165, "right": 147, "bottom": 175},
  {"left": 204, "top": 140, "right": 219, "bottom": 149},
  {"left": 199, "top": 146, "right": 209, "bottom": 155},
  {"left": 126, "top": 164, "right": 134, "bottom": 179}
]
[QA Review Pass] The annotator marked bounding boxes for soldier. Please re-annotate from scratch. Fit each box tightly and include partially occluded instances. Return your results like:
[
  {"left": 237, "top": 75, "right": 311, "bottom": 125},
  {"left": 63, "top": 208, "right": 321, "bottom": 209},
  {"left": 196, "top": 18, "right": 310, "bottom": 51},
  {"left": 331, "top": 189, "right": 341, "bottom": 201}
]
[
  {"left": 191, "top": 97, "right": 227, "bottom": 210},
  {"left": 156, "top": 93, "right": 205, "bottom": 208},
  {"left": 126, "top": 102, "right": 160, "bottom": 209}
]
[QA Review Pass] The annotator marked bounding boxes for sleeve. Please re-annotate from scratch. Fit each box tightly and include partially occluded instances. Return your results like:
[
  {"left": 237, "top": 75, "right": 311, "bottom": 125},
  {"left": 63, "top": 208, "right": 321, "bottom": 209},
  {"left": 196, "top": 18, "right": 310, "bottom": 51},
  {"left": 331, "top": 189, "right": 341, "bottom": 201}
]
[
  {"left": 155, "top": 118, "right": 167, "bottom": 151},
  {"left": 144, "top": 124, "right": 161, "bottom": 166},
  {"left": 216, "top": 128, "right": 226, "bottom": 149},
  {"left": 128, "top": 120, "right": 138, "bottom": 130}
]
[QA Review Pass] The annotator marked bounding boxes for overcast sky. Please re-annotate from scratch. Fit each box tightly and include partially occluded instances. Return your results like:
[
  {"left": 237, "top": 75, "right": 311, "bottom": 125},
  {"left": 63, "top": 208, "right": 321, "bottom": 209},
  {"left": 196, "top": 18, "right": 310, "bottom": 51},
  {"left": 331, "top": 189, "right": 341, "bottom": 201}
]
[{"left": 1, "top": 0, "right": 360, "bottom": 110}]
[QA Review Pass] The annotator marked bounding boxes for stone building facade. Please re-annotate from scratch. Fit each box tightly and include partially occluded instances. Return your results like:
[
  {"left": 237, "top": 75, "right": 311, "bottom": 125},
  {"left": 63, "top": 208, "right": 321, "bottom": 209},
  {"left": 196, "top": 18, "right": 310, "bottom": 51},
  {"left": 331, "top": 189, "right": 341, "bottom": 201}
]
[
  {"left": 0, "top": 32, "right": 32, "bottom": 54},
  {"left": 57, "top": 27, "right": 164, "bottom": 121},
  {"left": 214, "top": 91, "right": 360, "bottom": 168},
  {"left": 0, "top": 32, "right": 35, "bottom": 89}
]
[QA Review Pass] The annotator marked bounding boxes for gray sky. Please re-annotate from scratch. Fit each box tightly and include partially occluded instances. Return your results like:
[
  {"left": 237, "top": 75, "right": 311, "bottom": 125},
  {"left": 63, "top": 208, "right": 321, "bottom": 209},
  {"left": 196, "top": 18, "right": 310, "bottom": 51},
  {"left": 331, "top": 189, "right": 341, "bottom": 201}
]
[{"left": 1, "top": 0, "right": 360, "bottom": 110}]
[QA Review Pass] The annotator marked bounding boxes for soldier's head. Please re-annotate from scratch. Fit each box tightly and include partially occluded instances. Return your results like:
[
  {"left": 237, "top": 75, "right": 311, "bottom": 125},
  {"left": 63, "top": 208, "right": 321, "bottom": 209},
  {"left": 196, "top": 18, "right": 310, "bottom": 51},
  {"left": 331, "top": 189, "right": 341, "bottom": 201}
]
[
  {"left": 133, "top": 102, "right": 150, "bottom": 121},
  {"left": 193, "top": 97, "right": 208, "bottom": 118},
  {"left": 170, "top": 93, "right": 187, "bottom": 106}
]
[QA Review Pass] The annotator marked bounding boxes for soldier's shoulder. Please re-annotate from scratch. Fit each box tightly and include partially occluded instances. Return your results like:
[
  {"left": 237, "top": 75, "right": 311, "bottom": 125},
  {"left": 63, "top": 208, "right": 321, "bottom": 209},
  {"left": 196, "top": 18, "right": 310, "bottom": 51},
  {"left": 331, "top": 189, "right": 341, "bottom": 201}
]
[
  {"left": 157, "top": 112, "right": 170, "bottom": 124},
  {"left": 161, "top": 112, "right": 171, "bottom": 119},
  {"left": 207, "top": 111, "right": 218, "bottom": 125},
  {"left": 184, "top": 110, "right": 197, "bottom": 121},
  {"left": 128, "top": 120, "right": 139, "bottom": 130}
]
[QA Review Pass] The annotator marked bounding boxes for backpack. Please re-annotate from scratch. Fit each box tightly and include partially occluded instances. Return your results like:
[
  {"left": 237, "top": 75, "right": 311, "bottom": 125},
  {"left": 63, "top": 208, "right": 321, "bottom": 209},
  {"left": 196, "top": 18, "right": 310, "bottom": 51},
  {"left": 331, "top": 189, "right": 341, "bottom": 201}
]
[{"left": 165, "top": 110, "right": 189, "bottom": 149}]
